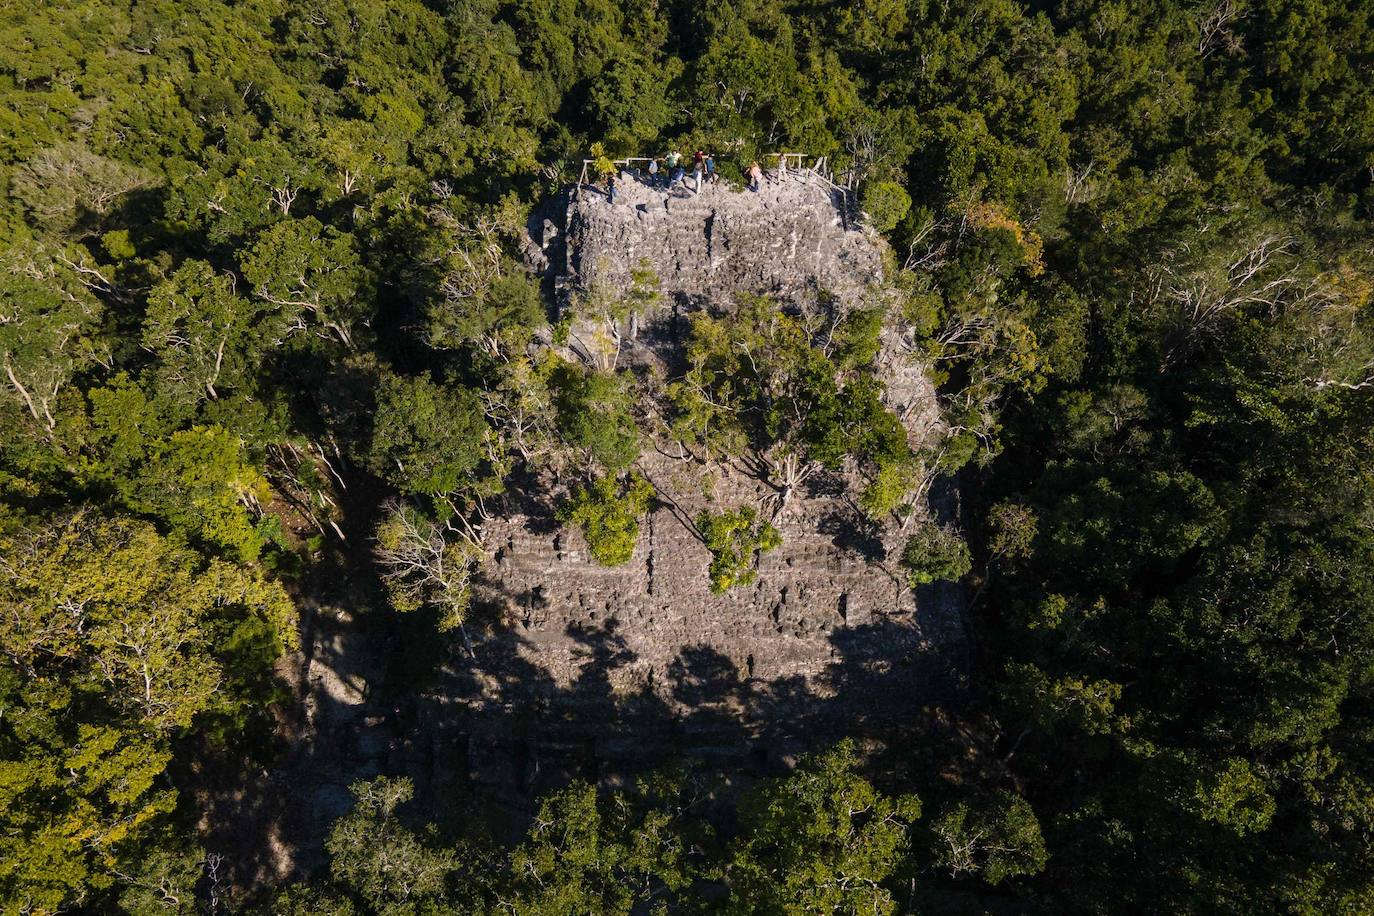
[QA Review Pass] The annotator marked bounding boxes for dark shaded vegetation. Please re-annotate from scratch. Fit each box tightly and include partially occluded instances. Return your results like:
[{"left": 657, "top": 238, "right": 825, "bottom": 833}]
[{"left": 1, "top": 0, "right": 1372, "bottom": 912}]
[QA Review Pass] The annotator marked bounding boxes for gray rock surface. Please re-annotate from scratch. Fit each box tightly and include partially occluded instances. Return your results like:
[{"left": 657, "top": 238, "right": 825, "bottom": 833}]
[
  {"left": 422, "top": 172, "right": 967, "bottom": 820},
  {"left": 564, "top": 171, "right": 879, "bottom": 310}
]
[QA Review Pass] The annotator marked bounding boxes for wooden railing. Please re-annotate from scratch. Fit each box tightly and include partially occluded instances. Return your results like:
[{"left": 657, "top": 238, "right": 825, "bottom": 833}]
[
  {"left": 578, "top": 153, "right": 827, "bottom": 187},
  {"left": 574, "top": 152, "right": 859, "bottom": 224}
]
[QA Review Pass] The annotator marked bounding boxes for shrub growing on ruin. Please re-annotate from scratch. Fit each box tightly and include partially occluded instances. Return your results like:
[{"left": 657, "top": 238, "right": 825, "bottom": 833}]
[
  {"left": 859, "top": 458, "right": 921, "bottom": 519},
  {"left": 669, "top": 297, "right": 915, "bottom": 505},
  {"left": 834, "top": 305, "right": 885, "bottom": 370},
  {"left": 560, "top": 473, "right": 655, "bottom": 566},
  {"left": 900, "top": 522, "right": 972, "bottom": 586},
  {"left": 695, "top": 506, "right": 782, "bottom": 593},
  {"left": 550, "top": 361, "right": 642, "bottom": 473}
]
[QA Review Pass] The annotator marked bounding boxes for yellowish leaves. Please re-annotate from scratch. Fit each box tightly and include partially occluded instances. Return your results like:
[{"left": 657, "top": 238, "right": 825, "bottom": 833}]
[
  {"left": 194, "top": 559, "right": 300, "bottom": 653},
  {"left": 0, "top": 510, "right": 297, "bottom": 730},
  {"left": 1317, "top": 260, "right": 1373, "bottom": 312},
  {"left": 374, "top": 503, "right": 484, "bottom": 630},
  {"left": 967, "top": 200, "right": 1045, "bottom": 277}
]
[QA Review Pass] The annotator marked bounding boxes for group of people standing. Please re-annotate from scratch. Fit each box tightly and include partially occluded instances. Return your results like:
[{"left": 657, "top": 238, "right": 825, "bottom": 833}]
[
  {"left": 604, "top": 151, "right": 790, "bottom": 202},
  {"left": 645, "top": 149, "right": 719, "bottom": 192}
]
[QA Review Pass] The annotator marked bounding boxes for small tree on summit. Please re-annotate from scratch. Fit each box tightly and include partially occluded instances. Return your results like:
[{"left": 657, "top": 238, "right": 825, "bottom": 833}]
[
  {"left": 668, "top": 296, "right": 914, "bottom": 513},
  {"left": 861, "top": 179, "right": 911, "bottom": 232}
]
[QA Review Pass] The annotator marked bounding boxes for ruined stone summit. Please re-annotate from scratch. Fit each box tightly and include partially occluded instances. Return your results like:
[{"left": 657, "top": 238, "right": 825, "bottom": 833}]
[
  {"left": 412, "top": 170, "right": 968, "bottom": 812},
  {"left": 557, "top": 170, "right": 881, "bottom": 310}
]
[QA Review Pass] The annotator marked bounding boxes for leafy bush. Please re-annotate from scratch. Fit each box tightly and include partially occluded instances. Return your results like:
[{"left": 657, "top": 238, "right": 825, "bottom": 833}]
[
  {"left": 695, "top": 506, "right": 782, "bottom": 592},
  {"left": 550, "top": 362, "right": 641, "bottom": 473},
  {"left": 860, "top": 180, "right": 912, "bottom": 232},
  {"left": 560, "top": 473, "right": 655, "bottom": 566},
  {"left": 369, "top": 372, "right": 490, "bottom": 498},
  {"left": 859, "top": 458, "right": 919, "bottom": 519},
  {"left": 900, "top": 522, "right": 972, "bottom": 585}
]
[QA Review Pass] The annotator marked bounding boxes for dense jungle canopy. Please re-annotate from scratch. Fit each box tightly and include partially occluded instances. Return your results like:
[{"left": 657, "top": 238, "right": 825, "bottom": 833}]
[{"left": 1, "top": 0, "right": 1373, "bottom": 912}]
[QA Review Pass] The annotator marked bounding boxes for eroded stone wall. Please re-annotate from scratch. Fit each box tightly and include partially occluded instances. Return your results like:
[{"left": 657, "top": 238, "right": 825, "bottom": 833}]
[
  {"left": 424, "top": 172, "right": 965, "bottom": 820},
  {"left": 559, "top": 172, "right": 881, "bottom": 310}
]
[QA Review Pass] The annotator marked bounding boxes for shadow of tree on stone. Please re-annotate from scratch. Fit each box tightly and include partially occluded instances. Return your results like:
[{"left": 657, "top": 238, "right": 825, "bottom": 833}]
[
  {"left": 405, "top": 605, "right": 964, "bottom": 847},
  {"left": 491, "top": 467, "right": 564, "bottom": 537},
  {"left": 815, "top": 505, "right": 887, "bottom": 562},
  {"left": 206, "top": 528, "right": 971, "bottom": 901}
]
